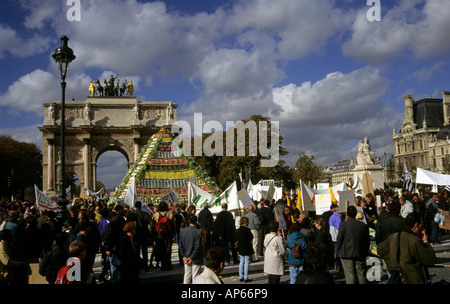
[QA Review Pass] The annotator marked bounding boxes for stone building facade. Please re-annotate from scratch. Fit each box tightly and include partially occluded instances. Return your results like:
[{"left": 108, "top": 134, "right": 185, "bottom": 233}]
[{"left": 392, "top": 92, "right": 450, "bottom": 174}]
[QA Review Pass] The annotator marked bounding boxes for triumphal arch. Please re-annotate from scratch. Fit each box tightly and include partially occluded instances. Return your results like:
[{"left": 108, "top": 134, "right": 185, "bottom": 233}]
[{"left": 39, "top": 79, "right": 177, "bottom": 195}]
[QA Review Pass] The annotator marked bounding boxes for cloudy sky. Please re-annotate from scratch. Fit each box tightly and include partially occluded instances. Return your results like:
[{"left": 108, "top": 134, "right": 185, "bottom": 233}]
[{"left": 1, "top": 0, "right": 449, "bottom": 189}]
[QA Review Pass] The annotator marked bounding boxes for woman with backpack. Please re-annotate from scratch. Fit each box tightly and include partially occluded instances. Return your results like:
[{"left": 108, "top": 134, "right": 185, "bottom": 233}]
[
  {"left": 286, "top": 222, "right": 308, "bottom": 284},
  {"left": 153, "top": 201, "right": 176, "bottom": 271}
]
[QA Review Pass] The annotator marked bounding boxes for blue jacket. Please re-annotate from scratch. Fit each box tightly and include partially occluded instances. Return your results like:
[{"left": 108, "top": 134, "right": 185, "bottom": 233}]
[
  {"left": 286, "top": 231, "right": 308, "bottom": 266},
  {"left": 179, "top": 225, "right": 204, "bottom": 265}
]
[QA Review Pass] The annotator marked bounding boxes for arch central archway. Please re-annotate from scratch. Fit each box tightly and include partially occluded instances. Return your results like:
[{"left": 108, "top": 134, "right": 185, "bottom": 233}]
[
  {"left": 39, "top": 96, "right": 177, "bottom": 195},
  {"left": 96, "top": 149, "right": 129, "bottom": 191}
]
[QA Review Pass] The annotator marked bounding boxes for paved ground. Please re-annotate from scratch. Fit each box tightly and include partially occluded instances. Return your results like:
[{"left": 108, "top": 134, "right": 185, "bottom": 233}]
[{"left": 92, "top": 233, "right": 450, "bottom": 285}]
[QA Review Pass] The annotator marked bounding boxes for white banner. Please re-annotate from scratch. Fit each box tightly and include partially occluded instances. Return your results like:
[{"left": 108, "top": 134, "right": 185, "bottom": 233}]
[
  {"left": 87, "top": 187, "right": 104, "bottom": 198},
  {"left": 416, "top": 167, "right": 450, "bottom": 186},
  {"left": 211, "top": 181, "right": 242, "bottom": 214},
  {"left": 188, "top": 182, "right": 218, "bottom": 209},
  {"left": 237, "top": 188, "right": 253, "bottom": 209},
  {"left": 124, "top": 177, "right": 152, "bottom": 214},
  {"left": 188, "top": 181, "right": 242, "bottom": 214},
  {"left": 35, "top": 185, "right": 59, "bottom": 211}
]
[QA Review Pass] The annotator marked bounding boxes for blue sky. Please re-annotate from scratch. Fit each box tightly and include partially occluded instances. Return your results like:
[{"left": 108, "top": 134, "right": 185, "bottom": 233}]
[{"left": 1, "top": 0, "right": 450, "bottom": 189}]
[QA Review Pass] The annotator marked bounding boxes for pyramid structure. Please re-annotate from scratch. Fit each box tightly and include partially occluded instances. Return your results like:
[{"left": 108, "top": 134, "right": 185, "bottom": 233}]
[{"left": 108, "top": 128, "right": 221, "bottom": 206}]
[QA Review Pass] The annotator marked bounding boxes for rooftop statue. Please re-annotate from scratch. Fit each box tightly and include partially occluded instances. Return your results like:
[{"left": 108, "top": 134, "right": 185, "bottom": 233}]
[{"left": 89, "top": 73, "right": 134, "bottom": 97}]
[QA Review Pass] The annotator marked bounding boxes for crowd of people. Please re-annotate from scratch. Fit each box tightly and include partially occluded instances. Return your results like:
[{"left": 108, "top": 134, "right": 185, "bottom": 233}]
[{"left": 0, "top": 185, "right": 448, "bottom": 285}]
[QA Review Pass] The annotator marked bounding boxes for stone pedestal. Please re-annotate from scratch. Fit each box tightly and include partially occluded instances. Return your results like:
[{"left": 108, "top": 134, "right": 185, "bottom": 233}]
[{"left": 352, "top": 164, "right": 384, "bottom": 195}]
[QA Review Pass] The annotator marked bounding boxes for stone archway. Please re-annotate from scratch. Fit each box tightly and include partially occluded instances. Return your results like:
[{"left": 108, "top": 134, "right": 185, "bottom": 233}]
[{"left": 39, "top": 96, "right": 177, "bottom": 195}]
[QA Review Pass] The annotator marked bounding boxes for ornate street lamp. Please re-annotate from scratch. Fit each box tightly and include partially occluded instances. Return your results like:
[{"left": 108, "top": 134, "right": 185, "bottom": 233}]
[{"left": 52, "top": 36, "right": 76, "bottom": 223}]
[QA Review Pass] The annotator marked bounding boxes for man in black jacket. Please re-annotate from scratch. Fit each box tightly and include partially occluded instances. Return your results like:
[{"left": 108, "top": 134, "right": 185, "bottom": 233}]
[
  {"left": 257, "top": 200, "right": 274, "bottom": 256},
  {"left": 198, "top": 203, "right": 214, "bottom": 258},
  {"left": 102, "top": 208, "right": 126, "bottom": 283},
  {"left": 134, "top": 201, "right": 152, "bottom": 272},
  {"left": 212, "top": 203, "right": 237, "bottom": 263},
  {"left": 375, "top": 200, "right": 405, "bottom": 245},
  {"left": 337, "top": 205, "right": 370, "bottom": 284}
]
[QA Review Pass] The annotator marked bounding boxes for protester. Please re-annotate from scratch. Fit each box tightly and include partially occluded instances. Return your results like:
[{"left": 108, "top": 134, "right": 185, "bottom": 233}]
[
  {"left": 375, "top": 200, "right": 405, "bottom": 245},
  {"left": 400, "top": 196, "right": 414, "bottom": 218},
  {"left": 257, "top": 199, "right": 273, "bottom": 257},
  {"left": 102, "top": 208, "right": 126, "bottom": 283},
  {"left": 179, "top": 215, "right": 203, "bottom": 284},
  {"left": 245, "top": 205, "right": 260, "bottom": 261},
  {"left": 321, "top": 204, "right": 337, "bottom": 229},
  {"left": 337, "top": 206, "right": 370, "bottom": 284},
  {"left": 198, "top": 202, "right": 214, "bottom": 259},
  {"left": 0, "top": 229, "right": 29, "bottom": 284},
  {"left": 328, "top": 205, "right": 342, "bottom": 271},
  {"left": 118, "top": 221, "right": 140, "bottom": 284},
  {"left": 46, "top": 232, "right": 69, "bottom": 284},
  {"left": 193, "top": 247, "right": 226, "bottom": 284},
  {"left": 64, "top": 240, "right": 94, "bottom": 284},
  {"left": 364, "top": 193, "right": 378, "bottom": 219},
  {"left": 378, "top": 212, "right": 437, "bottom": 284},
  {"left": 40, "top": 210, "right": 62, "bottom": 254},
  {"left": 97, "top": 208, "right": 110, "bottom": 283},
  {"left": 134, "top": 200, "right": 152, "bottom": 272},
  {"left": 312, "top": 217, "right": 334, "bottom": 269},
  {"left": 235, "top": 216, "right": 254, "bottom": 282},
  {"left": 263, "top": 221, "right": 285, "bottom": 284},
  {"left": 295, "top": 243, "right": 335, "bottom": 284},
  {"left": 212, "top": 203, "right": 238, "bottom": 264},
  {"left": 153, "top": 201, "right": 176, "bottom": 271},
  {"left": 425, "top": 193, "right": 441, "bottom": 245},
  {"left": 286, "top": 222, "right": 308, "bottom": 284}
]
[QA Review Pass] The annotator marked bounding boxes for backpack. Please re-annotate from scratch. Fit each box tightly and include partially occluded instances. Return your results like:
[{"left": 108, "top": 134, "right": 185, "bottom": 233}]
[
  {"left": 155, "top": 212, "right": 172, "bottom": 236},
  {"left": 290, "top": 235, "right": 304, "bottom": 260},
  {"left": 38, "top": 250, "right": 53, "bottom": 277},
  {"left": 54, "top": 261, "right": 78, "bottom": 284}
]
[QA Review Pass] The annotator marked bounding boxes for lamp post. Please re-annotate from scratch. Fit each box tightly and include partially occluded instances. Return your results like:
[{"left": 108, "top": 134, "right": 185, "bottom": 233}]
[{"left": 52, "top": 36, "right": 76, "bottom": 223}]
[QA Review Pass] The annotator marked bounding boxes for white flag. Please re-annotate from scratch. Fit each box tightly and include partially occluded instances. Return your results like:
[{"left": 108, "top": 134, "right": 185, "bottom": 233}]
[
  {"left": 238, "top": 188, "right": 253, "bottom": 209},
  {"left": 188, "top": 182, "right": 217, "bottom": 209},
  {"left": 35, "top": 185, "right": 59, "bottom": 211}
]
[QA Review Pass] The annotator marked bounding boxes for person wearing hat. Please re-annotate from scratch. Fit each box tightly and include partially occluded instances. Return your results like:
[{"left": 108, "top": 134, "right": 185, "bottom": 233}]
[{"left": 336, "top": 205, "right": 370, "bottom": 284}]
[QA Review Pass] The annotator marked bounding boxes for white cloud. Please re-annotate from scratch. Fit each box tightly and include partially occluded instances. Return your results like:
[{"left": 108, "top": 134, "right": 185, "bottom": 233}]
[
  {"left": 0, "top": 124, "right": 43, "bottom": 150},
  {"left": 271, "top": 66, "right": 401, "bottom": 165},
  {"left": 0, "top": 69, "right": 91, "bottom": 115},
  {"left": 181, "top": 66, "right": 401, "bottom": 166},
  {"left": 226, "top": 0, "right": 345, "bottom": 60},
  {"left": 342, "top": 0, "right": 450, "bottom": 64},
  {"left": 0, "top": 24, "right": 50, "bottom": 58}
]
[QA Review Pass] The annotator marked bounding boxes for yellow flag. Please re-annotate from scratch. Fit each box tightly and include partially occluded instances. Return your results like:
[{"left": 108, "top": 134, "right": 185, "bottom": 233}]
[{"left": 297, "top": 186, "right": 302, "bottom": 209}]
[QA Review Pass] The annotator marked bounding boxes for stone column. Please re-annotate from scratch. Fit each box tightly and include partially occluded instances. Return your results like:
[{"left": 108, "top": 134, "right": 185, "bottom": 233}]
[
  {"left": 133, "top": 137, "right": 140, "bottom": 161},
  {"left": 83, "top": 138, "right": 91, "bottom": 191},
  {"left": 47, "top": 138, "right": 55, "bottom": 191}
]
